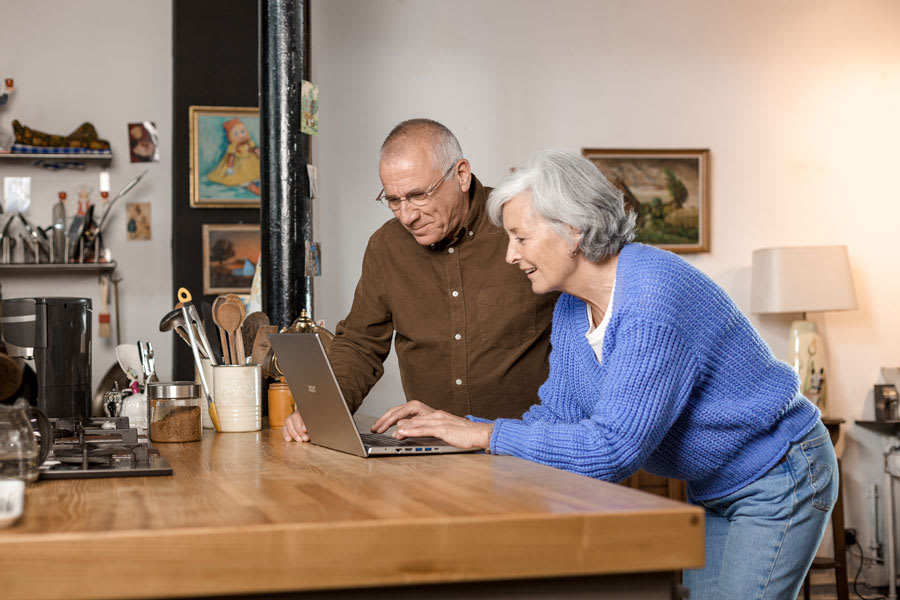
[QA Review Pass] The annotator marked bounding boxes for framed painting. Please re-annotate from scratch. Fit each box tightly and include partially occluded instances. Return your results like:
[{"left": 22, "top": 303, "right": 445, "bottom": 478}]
[
  {"left": 190, "top": 106, "right": 261, "bottom": 208},
  {"left": 582, "top": 148, "right": 710, "bottom": 253},
  {"left": 201, "top": 224, "right": 261, "bottom": 294}
]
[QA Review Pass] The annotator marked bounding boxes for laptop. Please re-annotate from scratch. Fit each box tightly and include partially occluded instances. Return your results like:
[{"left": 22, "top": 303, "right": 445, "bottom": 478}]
[{"left": 268, "top": 333, "right": 479, "bottom": 457}]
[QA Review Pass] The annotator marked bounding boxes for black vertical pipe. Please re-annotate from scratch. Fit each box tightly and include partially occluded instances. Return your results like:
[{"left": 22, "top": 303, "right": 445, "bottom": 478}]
[{"left": 259, "top": 0, "right": 312, "bottom": 328}]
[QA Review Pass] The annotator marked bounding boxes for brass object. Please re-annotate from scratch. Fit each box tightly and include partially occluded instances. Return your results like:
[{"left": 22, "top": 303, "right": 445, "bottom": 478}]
[{"left": 269, "top": 310, "right": 334, "bottom": 378}]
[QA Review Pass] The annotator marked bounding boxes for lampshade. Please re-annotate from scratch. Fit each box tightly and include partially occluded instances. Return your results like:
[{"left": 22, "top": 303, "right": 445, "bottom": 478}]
[{"left": 750, "top": 245, "right": 857, "bottom": 315}]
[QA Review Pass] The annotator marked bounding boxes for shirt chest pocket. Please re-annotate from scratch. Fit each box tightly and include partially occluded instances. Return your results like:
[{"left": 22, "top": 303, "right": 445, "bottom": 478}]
[{"left": 475, "top": 285, "right": 538, "bottom": 349}]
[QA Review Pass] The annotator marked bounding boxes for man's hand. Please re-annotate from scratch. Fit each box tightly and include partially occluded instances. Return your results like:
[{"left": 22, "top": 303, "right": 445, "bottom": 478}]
[
  {"left": 371, "top": 400, "right": 493, "bottom": 450},
  {"left": 283, "top": 410, "right": 309, "bottom": 442}
]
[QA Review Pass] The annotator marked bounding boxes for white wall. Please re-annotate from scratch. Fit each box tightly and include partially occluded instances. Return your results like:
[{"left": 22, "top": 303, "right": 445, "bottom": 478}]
[
  {"left": 0, "top": 1, "right": 173, "bottom": 391},
  {"left": 311, "top": 0, "right": 900, "bottom": 572}
]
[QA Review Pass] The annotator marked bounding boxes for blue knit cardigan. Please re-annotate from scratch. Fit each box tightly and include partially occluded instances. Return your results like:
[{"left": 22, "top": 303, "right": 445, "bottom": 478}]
[{"left": 482, "top": 243, "right": 819, "bottom": 501}]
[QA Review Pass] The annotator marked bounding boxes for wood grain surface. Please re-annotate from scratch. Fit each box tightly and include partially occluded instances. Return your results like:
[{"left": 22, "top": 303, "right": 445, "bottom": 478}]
[{"left": 0, "top": 428, "right": 704, "bottom": 600}]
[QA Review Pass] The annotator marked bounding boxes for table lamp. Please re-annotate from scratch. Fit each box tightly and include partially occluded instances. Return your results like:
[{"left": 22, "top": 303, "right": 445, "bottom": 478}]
[{"left": 751, "top": 245, "right": 857, "bottom": 416}]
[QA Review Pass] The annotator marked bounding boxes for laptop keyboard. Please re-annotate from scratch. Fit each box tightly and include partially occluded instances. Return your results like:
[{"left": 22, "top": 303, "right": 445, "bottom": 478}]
[{"left": 360, "top": 433, "right": 426, "bottom": 448}]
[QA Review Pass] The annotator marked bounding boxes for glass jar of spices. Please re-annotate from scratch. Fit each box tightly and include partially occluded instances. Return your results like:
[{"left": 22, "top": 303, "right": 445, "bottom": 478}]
[{"left": 147, "top": 382, "right": 202, "bottom": 443}]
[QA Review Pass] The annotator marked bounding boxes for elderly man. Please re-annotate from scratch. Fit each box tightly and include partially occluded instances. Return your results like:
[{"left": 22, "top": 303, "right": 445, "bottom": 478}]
[{"left": 284, "top": 118, "right": 555, "bottom": 442}]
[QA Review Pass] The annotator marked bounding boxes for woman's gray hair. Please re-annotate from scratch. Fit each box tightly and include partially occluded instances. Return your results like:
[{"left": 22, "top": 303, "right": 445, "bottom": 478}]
[
  {"left": 381, "top": 118, "right": 463, "bottom": 172},
  {"left": 487, "top": 150, "right": 636, "bottom": 262}
]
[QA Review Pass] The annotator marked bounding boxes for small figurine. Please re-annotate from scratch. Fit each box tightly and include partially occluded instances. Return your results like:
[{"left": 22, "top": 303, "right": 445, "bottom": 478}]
[
  {"left": 12, "top": 120, "right": 110, "bottom": 150},
  {"left": 0, "top": 78, "right": 13, "bottom": 106}
]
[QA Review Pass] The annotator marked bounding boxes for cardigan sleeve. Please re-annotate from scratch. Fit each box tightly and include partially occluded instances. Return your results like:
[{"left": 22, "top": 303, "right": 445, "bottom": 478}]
[{"left": 489, "top": 317, "right": 698, "bottom": 481}]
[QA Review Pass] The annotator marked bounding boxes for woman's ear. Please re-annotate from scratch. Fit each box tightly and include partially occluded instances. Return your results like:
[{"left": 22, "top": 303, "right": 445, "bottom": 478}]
[{"left": 567, "top": 226, "right": 583, "bottom": 250}]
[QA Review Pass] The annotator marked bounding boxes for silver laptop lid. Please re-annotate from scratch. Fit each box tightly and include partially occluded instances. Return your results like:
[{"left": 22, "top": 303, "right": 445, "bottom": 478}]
[{"left": 268, "top": 333, "right": 368, "bottom": 457}]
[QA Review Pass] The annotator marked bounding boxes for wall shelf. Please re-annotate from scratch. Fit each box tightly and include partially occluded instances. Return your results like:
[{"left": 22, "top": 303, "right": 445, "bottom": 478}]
[
  {"left": 0, "top": 152, "right": 112, "bottom": 160},
  {"left": 0, "top": 261, "right": 116, "bottom": 274}
]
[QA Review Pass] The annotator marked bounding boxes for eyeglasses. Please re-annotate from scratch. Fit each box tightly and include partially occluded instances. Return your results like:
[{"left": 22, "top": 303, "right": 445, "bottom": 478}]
[{"left": 375, "top": 164, "right": 456, "bottom": 210}]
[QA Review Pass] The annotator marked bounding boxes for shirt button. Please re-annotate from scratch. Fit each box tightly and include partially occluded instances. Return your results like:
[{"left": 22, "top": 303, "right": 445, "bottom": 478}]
[
  {"left": 448, "top": 247, "right": 455, "bottom": 254},
  {"left": 468, "top": 231, "right": 474, "bottom": 237},
  {"left": 455, "top": 379, "right": 463, "bottom": 386},
  {"left": 454, "top": 333, "right": 461, "bottom": 340},
  {"left": 451, "top": 290, "right": 459, "bottom": 297}
]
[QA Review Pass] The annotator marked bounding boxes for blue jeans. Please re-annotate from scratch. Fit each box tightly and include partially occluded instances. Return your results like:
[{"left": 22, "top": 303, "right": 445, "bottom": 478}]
[{"left": 683, "top": 420, "right": 838, "bottom": 600}]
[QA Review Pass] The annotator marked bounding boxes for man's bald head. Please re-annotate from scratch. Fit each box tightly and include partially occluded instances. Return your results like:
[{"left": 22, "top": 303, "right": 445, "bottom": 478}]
[{"left": 380, "top": 118, "right": 463, "bottom": 172}]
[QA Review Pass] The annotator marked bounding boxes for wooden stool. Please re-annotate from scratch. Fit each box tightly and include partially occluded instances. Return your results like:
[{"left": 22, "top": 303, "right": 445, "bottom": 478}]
[{"left": 803, "top": 419, "right": 849, "bottom": 600}]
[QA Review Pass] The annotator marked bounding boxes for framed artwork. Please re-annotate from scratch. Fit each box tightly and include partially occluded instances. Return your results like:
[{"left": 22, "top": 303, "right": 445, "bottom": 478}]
[
  {"left": 201, "top": 224, "right": 261, "bottom": 294},
  {"left": 582, "top": 148, "right": 710, "bottom": 253},
  {"left": 190, "top": 106, "right": 261, "bottom": 208}
]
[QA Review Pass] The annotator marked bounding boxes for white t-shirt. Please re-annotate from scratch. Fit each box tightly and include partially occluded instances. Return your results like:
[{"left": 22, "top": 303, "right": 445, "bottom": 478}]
[{"left": 584, "top": 281, "right": 615, "bottom": 363}]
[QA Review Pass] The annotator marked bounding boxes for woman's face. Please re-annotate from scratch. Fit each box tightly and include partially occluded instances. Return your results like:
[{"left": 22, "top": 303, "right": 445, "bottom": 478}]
[{"left": 502, "top": 194, "right": 578, "bottom": 295}]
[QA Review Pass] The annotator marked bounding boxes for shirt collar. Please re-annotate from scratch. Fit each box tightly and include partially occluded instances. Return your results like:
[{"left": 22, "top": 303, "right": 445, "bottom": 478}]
[{"left": 430, "top": 174, "right": 486, "bottom": 251}]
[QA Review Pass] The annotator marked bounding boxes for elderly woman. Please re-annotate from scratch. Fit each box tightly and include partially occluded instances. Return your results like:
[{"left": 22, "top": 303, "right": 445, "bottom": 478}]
[{"left": 372, "top": 149, "right": 838, "bottom": 599}]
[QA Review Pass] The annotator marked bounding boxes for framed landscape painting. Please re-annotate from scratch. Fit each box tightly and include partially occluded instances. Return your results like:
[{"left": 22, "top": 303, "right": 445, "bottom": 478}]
[
  {"left": 190, "top": 106, "right": 261, "bottom": 208},
  {"left": 582, "top": 148, "right": 710, "bottom": 253},
  {"left": 201, "top": 224, "right": 260, "bottom": 294}
]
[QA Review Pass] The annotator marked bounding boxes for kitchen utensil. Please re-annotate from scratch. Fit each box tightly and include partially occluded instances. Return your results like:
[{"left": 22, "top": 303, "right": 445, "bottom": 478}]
[
  {"left": 0, "top": 399, "right": 52, "bottom": 482},
  {"left": 185, "top": 304, "right": 217, "bottom": 366},
  {"left": 251, "top": 325, "right": 279, "bottom": 371},
  {"left": 115, "top": 344, "right": 143, "bottom": 384},
  {"left": 200, "top": 301, "right": 224, "bottom": 365},
  {"left": 176, "top": 287, "right": 191, "bottom": 308},
  {"left": 98, "top": 275, "right": 110, "bottom": 338},
  {"left": 16, "top": 214, "right": 50, "bottom": 261},
  {"left": 159, "top": 308, "right": 208, "bottom": 359},
  {"left": 212, "top": 297, "right": 234, "bottom": 364},
  {"left": 241, "top": 312, "right": 269, "bottom": 362},
  {"left": 96, "top": 169, "right": 148, "bottom": 234},
  {"left": 181, "top": 306, "right": 220, "bottom": 431},
  {"left": 138, "top": 341, "right": 158, "bottom": 384},
  {"left": 111, "top": 275, "right": 122, "bottom": 344},
  {"left": 220, "top": 296, "right": 246, "bottom": 364}
]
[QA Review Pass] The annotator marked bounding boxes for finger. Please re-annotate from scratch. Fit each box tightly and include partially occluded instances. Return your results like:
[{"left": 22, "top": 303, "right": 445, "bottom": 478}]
[{"left": 372, "top": 404, "right": 418, "bottom": 433}]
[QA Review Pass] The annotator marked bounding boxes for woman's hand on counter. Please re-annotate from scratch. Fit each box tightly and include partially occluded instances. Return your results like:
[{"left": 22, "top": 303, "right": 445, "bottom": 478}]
[
  {"left": 371, "top": 400, "right": 493, "bottom": 450},
  {"left": 283, "top": 410, "right": 309, "bottom": 442}
]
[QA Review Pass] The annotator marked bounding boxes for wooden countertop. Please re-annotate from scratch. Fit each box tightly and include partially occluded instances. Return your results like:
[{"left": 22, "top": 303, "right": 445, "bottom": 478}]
[{"left": 1, "top": 428, "right": 704, "bottom": 600}]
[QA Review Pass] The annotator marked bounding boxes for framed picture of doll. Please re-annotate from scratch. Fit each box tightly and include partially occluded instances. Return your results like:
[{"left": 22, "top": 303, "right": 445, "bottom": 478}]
[
  {"left": 190, "top": 106, "right": 262, "bottom": 208},
  {"left": 201, "top": 224, "right": 261, "bottom": 294}
]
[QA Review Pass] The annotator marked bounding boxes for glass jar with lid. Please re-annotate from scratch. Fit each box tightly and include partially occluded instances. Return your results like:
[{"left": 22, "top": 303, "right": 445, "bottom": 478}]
[{"left": 147, "top": 382, "right": 202, "bottom": 443}]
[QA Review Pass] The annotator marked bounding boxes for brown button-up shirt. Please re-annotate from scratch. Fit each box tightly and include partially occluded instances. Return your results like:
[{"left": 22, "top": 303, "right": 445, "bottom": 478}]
[{"left": 329, "top": 175, "right": 556, "bottom": 419}]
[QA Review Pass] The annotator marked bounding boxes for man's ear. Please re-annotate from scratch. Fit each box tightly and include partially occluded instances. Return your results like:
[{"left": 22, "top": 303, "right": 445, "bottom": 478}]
[{"left": 455, "top": 159, "right": 472, "bottom": 193}]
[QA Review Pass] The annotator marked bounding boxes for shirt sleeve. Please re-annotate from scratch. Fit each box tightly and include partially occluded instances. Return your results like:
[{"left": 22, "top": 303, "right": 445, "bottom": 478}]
[
  {"left": 489, "top": 317, "right": 698, "bottom": 481},
  {"left": 328, "top": 238, "right": 394, "bottom": 413}
]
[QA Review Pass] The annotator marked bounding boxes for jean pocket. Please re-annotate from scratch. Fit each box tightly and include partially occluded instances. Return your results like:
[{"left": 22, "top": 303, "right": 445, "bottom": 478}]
[{"left": 800, "top": 432, "right": 837, "bottom": 512}]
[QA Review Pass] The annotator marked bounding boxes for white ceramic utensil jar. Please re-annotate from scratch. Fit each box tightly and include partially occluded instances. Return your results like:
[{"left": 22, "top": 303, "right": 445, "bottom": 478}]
[{"left": 212, "top": 364, "right": 261, "bottom": 432}]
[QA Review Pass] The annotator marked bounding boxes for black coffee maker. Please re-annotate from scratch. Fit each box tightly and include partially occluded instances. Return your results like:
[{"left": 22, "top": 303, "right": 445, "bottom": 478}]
[{"left": 0, "top": 297, "right": 91, "bottom": 417}]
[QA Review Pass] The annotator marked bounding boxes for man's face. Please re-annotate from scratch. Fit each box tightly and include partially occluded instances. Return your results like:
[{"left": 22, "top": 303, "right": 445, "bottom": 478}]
[{"left": 378, "top": 143, "right": 470, "bottom": 246}]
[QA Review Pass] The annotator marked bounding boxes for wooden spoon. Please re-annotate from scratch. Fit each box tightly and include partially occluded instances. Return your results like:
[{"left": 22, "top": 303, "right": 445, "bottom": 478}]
[
  {"left": 224, "top": 295, "right": 247, "bottom": 363},
  {"left": 215, "top": 300, "right": 245, "bottom": 365},
  {"left": 241, "top": 312, "right": 269, "bottom": 361},
  {"left": 211, "top": 296, "right": 232, "bottom": 365}
]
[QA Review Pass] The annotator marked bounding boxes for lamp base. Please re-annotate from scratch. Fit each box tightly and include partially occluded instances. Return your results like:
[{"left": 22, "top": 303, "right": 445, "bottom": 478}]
[{"left": 788, "top": 320, "right": 828, "bottom": 416}]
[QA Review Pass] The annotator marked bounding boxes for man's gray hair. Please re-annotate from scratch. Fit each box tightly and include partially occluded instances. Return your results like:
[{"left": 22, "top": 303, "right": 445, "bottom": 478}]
[
  {"left": 380, "top": 118, "right": 463, "bottom": 171},
  {"left": 487, "top": 150, "right": 636, "bottom": 262}
]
